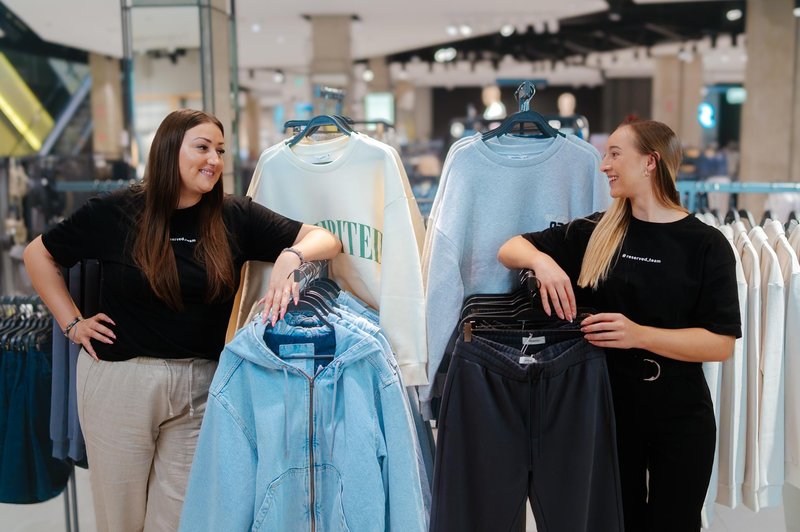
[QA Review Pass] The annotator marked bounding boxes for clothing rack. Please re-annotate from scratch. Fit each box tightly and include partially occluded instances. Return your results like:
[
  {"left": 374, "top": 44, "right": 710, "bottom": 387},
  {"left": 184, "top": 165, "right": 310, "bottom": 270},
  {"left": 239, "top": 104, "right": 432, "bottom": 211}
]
[{"left": 677, "top": 181, "right": 800, "bottom": 212}]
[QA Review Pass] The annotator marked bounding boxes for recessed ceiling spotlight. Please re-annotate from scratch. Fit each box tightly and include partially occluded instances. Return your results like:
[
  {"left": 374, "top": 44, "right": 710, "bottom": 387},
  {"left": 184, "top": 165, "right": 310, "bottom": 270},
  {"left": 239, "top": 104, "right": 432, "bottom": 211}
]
[
  {"left": 459, "top": 24, "right": 473, "bottom": 36},
  {"left": 500, "top": 24, "right": 515, "bottom": 37},
  {"left": 677, "top": 49, "right": 693, "bottom": 62},
  {"left": 794, "top": 7, "right": 800, "bottom": 17},
  {"left": 273, "top": 70, "right": 285, "bottom": 83},
  {"left": 251, "top": 23, "right": 261, "bottom": 33},
  {"left": 362, "top": 68, "right": 375, "bottom": 82},
  {"left": 434, "top": 47, "right": 458, "bottom": 63},
  {"left": 446, "top": 25, "right": 458, "bottom": 36},
  {"left": 608, "top": 12, "right": 622, "bottom": 22},
  {"left": 726, "top": 9, "right": 743, "bottom": 21}
]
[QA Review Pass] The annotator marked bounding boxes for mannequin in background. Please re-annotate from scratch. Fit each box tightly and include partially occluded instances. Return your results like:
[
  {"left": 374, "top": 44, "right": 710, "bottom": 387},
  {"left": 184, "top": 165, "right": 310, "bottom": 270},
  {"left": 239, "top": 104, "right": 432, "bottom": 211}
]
[{"left": 482, "top": 85, "right": 507, "bottom": 120}]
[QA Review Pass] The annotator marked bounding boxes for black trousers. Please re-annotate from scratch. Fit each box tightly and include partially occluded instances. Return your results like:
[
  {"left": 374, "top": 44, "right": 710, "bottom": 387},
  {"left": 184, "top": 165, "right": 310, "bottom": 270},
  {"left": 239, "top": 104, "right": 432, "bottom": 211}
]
[
  {"left": 430, "top": 332, "right": 624, "bottom": 532},
  {"left": 608, "top": 356, "right": 716, "bottom": 532}
]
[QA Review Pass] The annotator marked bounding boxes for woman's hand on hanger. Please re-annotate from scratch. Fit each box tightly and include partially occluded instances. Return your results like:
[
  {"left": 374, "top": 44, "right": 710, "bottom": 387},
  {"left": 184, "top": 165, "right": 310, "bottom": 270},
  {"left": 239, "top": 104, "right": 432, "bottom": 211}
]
[
  {"left": 497, "top": 235, "right": 577, "bottom": 321},
  {"left": 580, "top": 313, "right": 644, "bottom": 349},
  {"left": 72, "top": 313, "right": 116, "bottom": 361},
  {"left": 261, "top": 252, "right": 301, "bottom": 326}
]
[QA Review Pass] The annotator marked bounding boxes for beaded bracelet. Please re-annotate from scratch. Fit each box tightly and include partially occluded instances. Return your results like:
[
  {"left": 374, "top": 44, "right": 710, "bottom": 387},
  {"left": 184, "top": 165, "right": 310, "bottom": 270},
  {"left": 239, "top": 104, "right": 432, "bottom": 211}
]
[
  {"left": 63, "top": 316, "right": 83, "bottom": 338},
  {"left": 281, "top": 247, "right": 305, "bottom": 263}
]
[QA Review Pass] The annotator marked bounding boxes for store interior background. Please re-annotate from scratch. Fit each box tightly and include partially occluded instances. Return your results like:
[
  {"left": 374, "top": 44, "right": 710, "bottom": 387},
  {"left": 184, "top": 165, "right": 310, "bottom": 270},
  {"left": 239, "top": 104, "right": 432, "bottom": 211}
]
[{"left": 0, "top": 0, "right": 799, "bottom": 530}]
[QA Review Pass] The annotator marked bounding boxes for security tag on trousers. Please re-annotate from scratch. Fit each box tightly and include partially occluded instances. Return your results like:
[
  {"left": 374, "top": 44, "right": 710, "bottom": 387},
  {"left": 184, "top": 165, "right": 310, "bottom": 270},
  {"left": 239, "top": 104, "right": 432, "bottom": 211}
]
[
  {"left": 519, "top": 356, "right": 537, "bottom": 365},
  {"left": 522, "top": 336, "right": 545, "bottom": 346}
]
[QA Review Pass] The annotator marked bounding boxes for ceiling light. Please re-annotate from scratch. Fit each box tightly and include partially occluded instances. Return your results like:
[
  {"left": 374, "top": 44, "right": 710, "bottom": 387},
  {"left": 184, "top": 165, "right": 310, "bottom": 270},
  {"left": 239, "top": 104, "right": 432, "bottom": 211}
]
[
  {"left": 500, "top": 24, "right": 515, "bottom": 37},
  {"left": 362, "top": 68, "right": 374, "bottom": 82},
  {"left": 434, "top": 47, "right": 458, "bottom": 63},
  {"left": 273, "top": 70, "right": 285, "bottom": 83},
  {"left": 532, "top": 20, "right": 545, "bottom": 34},
  {"left": 0, "top": 28, "right": 5, "bottom": 39},
  {"left": 459, "top": 24, "right": 473, "bottom": 36},
  {"left": 397, "top": 68, "right": 408, "bottom": 80},
  {"left": 726, "top": 9, "right": 743, "bottom": 21},
  {"left": 251, "top": 23, "right": 261, "bottom": 33},
  {"left": 446, "top": 25, "right": 458, "bottom": 36},
  {"left": 794, "top": 7, "right": 800, "bottom": 17},
  {"left": 608, "top": 12, "right": 622, "bottom": 22},
  {"left": 546, "top": 19, "right": 559, "bottom": 33},
  {"left": 677, "top": 49, "right": 693, "bottom": 62}
]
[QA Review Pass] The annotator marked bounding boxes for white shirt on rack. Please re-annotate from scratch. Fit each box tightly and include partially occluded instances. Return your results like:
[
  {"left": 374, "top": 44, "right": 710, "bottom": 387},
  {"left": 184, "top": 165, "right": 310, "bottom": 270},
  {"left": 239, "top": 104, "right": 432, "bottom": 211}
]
[
  {"left": 748, "top": 226, "right": 786, "bottom": 510},
  {"left": 733, "top": 224, "right": 762, "bottom": 511},
  {"left": 715, "top": 225, "right": 749, "bottom": 509},
  {"left": 764, "top": 220, "right": 800, "bottom": 489}
]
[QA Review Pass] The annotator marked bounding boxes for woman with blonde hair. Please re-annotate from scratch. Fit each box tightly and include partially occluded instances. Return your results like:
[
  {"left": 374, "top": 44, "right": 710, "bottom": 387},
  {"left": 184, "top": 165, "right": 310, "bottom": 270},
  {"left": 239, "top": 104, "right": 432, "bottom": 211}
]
[{"left": 498, "top": 119, "right": 741, "bottom": 531}]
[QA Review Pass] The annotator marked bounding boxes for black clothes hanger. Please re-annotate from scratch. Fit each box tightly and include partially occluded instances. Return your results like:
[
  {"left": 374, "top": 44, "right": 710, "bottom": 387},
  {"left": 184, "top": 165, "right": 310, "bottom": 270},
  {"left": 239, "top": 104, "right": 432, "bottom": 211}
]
[
  {"left": 286, "top": 115, "right": 352, "bottom": 148},
  {"left": 482, "top": 81, "right": 564, "bottom": 141},
  {"left": 760, "top": 209, "right": 773, "bottom": 227},
  {"left": 724, "top": 208, "right": 741, "bottom": 225},
  {"left": 738, "top": 209, "right": 756, "bottom": 230}
]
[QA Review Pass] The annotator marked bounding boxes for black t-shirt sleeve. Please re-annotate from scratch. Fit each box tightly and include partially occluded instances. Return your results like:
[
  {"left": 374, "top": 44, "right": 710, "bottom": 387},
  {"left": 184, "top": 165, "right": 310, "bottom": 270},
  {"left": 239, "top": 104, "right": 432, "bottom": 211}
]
[
  {"left": 520, "top": 212, "right": 602, "bottom": 271},
  {"left": 691, "top": 231, "right": 742, "bottom": 338},
  {"left": 233, "top": 196, "right": 303, "bottom": 262},
  {"left": 41, "top": 195, "right": 112, "bottom": 267}
]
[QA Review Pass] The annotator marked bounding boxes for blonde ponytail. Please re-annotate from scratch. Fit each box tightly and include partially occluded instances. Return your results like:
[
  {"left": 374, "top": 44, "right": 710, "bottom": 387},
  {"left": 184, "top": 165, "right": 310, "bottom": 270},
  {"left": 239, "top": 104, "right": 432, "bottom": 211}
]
[{"left": 578, "top": 199, "right": 631, "bottom": 289}]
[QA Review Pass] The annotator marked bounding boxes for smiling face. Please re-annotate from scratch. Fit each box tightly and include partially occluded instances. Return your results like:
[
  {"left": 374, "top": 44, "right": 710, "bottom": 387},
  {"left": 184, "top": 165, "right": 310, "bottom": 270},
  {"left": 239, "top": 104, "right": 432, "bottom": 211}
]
[
  {"left": 177, "top": 122, "right": 225, "bottom": 208},
  {"left": 600, "top": 125, "right": 654, "bottom": 202}
]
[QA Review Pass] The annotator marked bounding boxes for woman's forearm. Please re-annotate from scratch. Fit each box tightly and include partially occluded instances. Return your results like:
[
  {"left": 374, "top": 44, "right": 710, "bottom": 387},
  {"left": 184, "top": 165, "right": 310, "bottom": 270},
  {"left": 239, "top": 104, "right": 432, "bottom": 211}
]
[
  {"left": 497, "top": 235, "right": 545, "bottom": 270},
  {"left": 638, "top": 326, "right": 735, "bottom": 362},
  {"left": 22, "top": 236, "right": 81, "bottom": 331},
  {"left": 291, "top": 224, "right": 341, "bottom": 261}
]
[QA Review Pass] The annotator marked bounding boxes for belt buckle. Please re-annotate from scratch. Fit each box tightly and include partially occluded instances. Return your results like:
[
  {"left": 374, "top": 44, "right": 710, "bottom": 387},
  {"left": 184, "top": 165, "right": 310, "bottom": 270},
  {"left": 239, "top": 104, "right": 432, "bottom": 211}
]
[{"left": 642, "top": 358, "right": 661, "bottom": 381}]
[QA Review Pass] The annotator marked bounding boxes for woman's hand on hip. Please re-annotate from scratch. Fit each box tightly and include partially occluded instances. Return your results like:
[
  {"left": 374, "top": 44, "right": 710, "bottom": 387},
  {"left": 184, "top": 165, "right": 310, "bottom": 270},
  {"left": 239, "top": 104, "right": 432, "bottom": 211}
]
[
  {"left": 73, "top": 313, "right": 116, "bottom": 360},
  {"left": 581, "top": 313, "right": 644, "bottom": 349},
  {"left": 260, "top": 251, "right": 301, "bottom": 326}
]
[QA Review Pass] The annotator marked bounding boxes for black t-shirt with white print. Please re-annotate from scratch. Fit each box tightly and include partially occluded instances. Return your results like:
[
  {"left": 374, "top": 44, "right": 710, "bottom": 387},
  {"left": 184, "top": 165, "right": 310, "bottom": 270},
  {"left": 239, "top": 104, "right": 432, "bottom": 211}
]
[
  {"left": 42, "top": 189, "right": 302, "bottom": 361},
  {"left": 522, "top": 211, "right": 741, "bottom": 372}
]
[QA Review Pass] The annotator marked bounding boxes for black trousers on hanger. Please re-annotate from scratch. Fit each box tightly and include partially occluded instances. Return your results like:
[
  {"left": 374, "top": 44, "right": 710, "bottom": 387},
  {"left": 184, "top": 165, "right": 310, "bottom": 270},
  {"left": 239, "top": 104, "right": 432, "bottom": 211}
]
[
  {"left": 430, "top": 332, "right": 624, "bottom": 532},
  {"left": 608, "top": 356, "right": 716, "bottom": 532}
]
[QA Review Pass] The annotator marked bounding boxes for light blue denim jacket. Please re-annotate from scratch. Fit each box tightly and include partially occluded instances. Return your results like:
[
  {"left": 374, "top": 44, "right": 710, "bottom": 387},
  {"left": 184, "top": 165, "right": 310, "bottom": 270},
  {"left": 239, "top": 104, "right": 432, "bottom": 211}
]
[{"left": 179, "top": 313, "right": 429, "bottom": 532}]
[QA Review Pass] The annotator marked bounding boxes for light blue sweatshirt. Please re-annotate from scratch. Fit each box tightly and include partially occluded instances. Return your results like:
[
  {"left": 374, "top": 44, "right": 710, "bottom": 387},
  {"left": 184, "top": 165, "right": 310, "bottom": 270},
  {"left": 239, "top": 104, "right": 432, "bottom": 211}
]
[
  {"left": 180, "top": 314, "right": 429, "bottom": 532},
  {"left": 420, "top": 134, "right": 611, "bottom": 418}
]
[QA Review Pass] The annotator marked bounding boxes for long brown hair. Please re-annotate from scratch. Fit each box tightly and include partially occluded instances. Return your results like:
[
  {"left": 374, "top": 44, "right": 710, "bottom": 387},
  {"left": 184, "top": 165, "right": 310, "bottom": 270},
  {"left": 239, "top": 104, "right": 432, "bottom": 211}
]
[
  {"left": 132, "top": 109, "right": 234, "bottom": 310},
  {"left": 578, "top": 119, "right": 686, "bottom": 289}
]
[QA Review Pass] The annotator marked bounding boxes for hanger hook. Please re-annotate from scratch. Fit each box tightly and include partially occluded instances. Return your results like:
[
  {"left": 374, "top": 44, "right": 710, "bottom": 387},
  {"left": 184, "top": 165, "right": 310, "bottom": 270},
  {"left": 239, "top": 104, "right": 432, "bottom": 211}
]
[{"left": 515, "top": 81, "right": 536, "bottom": 112}]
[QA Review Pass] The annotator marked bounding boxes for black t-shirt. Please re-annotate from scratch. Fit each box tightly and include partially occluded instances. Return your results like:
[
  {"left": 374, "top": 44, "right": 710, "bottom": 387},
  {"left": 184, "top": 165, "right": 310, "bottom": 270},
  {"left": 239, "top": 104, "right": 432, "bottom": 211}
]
[
  {"left": 42, "top": 189, "right": 302, "bottom": 361},
  {"left": 522, "top": 212, "right": 742, "bottom": 370}
]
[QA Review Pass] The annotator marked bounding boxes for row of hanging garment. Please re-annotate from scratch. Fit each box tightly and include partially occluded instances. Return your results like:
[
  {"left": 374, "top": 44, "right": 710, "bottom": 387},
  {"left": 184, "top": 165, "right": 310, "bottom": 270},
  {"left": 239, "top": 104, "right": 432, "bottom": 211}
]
[
  {"left": 418, "top": 82, "right": 612, "bottom": 419},
  {"left": 230, "top": 113, "right": 429, "bottom": 387},
  {"left": 0, "top": 296, "right": 72, "bottom": 504},
  {"left": 694, "top": 210, "right": 800, "bottom": 527},
  {"left": 181, "top": 261, "right": 430, "bottom": 532},
  {"left": 427, "top": 273, "right": 625, "bottom": 531}
]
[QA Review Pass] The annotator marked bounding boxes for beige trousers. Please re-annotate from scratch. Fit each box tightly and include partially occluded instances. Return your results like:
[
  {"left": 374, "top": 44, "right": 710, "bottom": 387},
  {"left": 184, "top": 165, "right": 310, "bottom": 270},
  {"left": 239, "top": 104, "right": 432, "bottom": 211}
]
[{"left": 76, "top": 350, "right": 216, "bottom": 532}]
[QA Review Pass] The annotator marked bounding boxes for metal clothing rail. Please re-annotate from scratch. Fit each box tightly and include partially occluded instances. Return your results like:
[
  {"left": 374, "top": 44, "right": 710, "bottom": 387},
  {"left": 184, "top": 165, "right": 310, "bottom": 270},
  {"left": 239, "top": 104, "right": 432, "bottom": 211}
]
[{"left": 676, "top": 181, "right": 800, "bottom": 212}]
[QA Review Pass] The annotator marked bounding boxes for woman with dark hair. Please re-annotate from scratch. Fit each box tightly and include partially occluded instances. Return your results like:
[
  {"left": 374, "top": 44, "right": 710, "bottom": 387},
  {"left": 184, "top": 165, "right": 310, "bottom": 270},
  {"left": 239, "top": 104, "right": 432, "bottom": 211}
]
[
  {"left": 498, "top": 120, "right": 741, "bottom": 531},
  {"left": 23, "top": 109, "right": 340, "bottom": 531}
]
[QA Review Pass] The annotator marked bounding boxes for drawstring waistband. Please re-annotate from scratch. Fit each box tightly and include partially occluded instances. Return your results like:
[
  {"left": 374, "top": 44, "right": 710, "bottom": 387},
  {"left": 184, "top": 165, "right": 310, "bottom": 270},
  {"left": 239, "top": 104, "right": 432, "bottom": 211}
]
[
  {"left": 163, "top": 360, "right": 174, "bottom": 417},
  {"left": 161, "top": 358, "right": 197, "bottom": 418}
]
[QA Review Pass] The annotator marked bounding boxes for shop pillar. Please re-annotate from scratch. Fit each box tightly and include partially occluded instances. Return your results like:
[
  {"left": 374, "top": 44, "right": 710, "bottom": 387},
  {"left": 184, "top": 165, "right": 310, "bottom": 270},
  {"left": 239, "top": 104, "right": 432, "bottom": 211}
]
[
  {"left": 739, "top": 0, "right": 799, "bottom": 215},
  {"left": 89, "top": 53, "right": 125, "bottom": 162},
  {"left": 651, "top": 54, "right": 703, "bottom": 149},
  {"left": 309, "top": 15, "right": 353, "bottom": 114}
]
